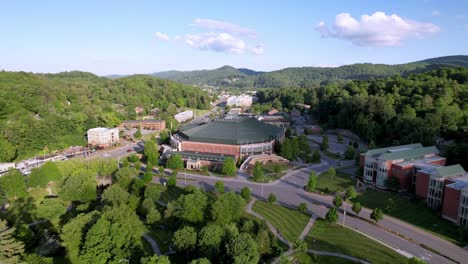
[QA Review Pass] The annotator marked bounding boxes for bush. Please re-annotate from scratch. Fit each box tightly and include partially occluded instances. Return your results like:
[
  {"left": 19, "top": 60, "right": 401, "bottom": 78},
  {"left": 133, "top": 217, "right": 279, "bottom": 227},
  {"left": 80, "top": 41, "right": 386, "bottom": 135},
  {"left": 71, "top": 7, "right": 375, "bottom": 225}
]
[
  {"left": 167, "top": 176, "right": 177, "bottom": 187},
  {"left": 352, "top": 202, "right": 362, "bottom": 215},
  {"left": 371, "top": 208, "right": 384, "bottom": 223},
  {"left": 325, "top": 208, "right": 338, "bottom": 223},
  {"left": 298, "top": 202, "right": 308, "bottom": 213},
  {"left": 333, "top": 195, "right": 343, "bottom": 207},
  {"left": 268, "top": 193, "right": 277, "bottom": 203},
  {"left": 344, "top": 146, "right": 355, "bottom": 160},
  {"left": 384, "top": 198, "right": 395, "bottom": 213},
  {"left": 240, "top": 187, "right": 251, "bottom": 200},
  {"left": 214, "top": 181, "right": 225, "bottom": 194},
  {"left": 312, "top": 150, "right": 321, "bottom": 163},
  {"left": 142, "top": 171, "right": 153, "bottom": 183}
]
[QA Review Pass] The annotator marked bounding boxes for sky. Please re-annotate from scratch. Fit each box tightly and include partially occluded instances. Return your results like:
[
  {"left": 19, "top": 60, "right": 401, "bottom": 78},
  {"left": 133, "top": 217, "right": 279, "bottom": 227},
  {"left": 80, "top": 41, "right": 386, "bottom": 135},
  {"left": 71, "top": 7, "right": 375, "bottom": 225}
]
[{"left": 1, "top": 0, "right": 467, "bottom": 75}]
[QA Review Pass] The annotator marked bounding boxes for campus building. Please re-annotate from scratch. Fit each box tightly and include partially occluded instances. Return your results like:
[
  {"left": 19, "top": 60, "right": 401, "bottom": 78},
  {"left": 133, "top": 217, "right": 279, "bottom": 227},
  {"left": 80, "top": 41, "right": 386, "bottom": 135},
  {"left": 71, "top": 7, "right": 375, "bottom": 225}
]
[
  {"left": 174, "top": 110, "right": 194, "bottom": 123},
  {"left": 170, "top": 117, "right": 285, "bottom": 163},
  {"left": 87, "top": 127, "right": 119, "bottom": 148},
  {"left": 119, "top": 120, "right": 166, "bottom": 131},
  {"left": 360, "top": 143, "right": 444, "bottom": 189},
  {"left": 226, "top": 95, "right": 253, "bottom": 107},
  {"left": 442, "top": 170, "right": 468, "bottom": 227}
]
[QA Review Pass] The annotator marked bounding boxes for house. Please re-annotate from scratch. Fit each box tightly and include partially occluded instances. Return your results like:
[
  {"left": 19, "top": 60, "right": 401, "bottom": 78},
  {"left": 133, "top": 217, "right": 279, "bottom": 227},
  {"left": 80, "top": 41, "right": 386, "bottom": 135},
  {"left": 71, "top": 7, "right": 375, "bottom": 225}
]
[
  {"left": 87, "top": 127, "right": 120, "bottom": 148},
  {"left": 120, "top": 120, "right": 166, "bottom": 131}
]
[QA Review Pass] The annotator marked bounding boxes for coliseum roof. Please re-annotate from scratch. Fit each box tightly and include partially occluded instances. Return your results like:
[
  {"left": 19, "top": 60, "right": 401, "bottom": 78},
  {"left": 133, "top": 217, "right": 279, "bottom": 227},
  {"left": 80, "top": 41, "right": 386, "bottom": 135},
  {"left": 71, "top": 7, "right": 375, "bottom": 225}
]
[{"left": 179, "top": 117, "right": 284, "bottom": 145}]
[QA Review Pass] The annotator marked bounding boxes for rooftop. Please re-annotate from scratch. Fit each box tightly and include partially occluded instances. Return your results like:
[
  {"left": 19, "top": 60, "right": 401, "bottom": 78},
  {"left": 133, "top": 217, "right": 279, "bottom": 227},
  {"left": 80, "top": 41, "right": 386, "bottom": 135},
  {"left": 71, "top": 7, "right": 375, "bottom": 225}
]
[
  {"left": 433, "top": 164, "right": 466, "bottom": 178},
  {"left": 88, "top": 127, "right": 116, "bottom": 133},
  {"left": 380, "top": 146, "right": 439, "bottom": 161},
  {"left": 445, "top": 174, "right": 468, "bottom": 190},
  {"left": 122, "top": 119, "right": 164, "bottom": 124},
  {"left": 365, "top": 143, "right": 423, "bottom": 157},
  {"left": 179, "top": 117, "right": 284, "bottom": 145}
]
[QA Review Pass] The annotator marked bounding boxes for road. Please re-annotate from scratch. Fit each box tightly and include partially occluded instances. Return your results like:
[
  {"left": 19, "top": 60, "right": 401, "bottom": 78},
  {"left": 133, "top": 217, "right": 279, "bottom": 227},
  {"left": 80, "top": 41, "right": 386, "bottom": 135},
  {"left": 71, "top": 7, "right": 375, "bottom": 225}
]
[{"left": 155, "top": 163, "right": 466, "bottom": 264}]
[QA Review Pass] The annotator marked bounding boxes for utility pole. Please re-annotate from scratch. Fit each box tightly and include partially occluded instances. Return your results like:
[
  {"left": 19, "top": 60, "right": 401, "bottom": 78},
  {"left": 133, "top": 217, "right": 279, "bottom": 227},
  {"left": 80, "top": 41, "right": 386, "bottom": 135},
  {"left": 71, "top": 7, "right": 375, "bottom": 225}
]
[{"left": 184, "top": 168, "right": 187, "bottom": 187}]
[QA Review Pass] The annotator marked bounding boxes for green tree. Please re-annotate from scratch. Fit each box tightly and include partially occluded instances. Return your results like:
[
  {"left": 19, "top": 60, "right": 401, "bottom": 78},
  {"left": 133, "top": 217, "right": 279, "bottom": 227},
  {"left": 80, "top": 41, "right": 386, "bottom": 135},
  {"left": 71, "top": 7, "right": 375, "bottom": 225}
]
[
  {"left": 101, "top": 185, "right": 130, "bottom": 206},
  {"left": 345, "top": 186, "right": 357, "bottom": 200},
  {"left": 0, "top": 140, "right": 16, "bottom": 162},
  {"left": 159, "top": 166, "right": 165, "bottom": 174},
  {"left": 384, "top": 198, "right": 395, "bottom": 213},
  {"left": 337, "top": 134, "right": 344, "bottom": 143},
  {"left": 221, "top": 158, "right": 237, "bottom": 177},
  {"left": 298, "top": 202, "right": 308, "bottom": 213},
  {"left": 214, "top": 181, "right": 225, "bottom": 194},
  {"left": 325, "top": 207, "right": 338, "bottom": 223},
  {"left": 408, "top": 257, "right": 427, "bottom": 264},
  {"left": 226, "top": 233, "right": 259, "bottom": 264},
  {"left": 0, "top": 170, "right": 27, "bottom": 199},
  {"left": 191, "top": 258, "right": 211, "bottom": 264},
  {"left": 169, "top": 189, "right": 208, "bottom": 223},
  {"left": 146, "top": 208, "right": 161, "bottom": 224},
  {"left": 60, "top": 172, "right": 96, "bottom": 202},
  {"left": 121, "top": 158, "right": 130, "bottom": 168},
  {"left": 240, "top": 187, "right": 251, "bottom": 201},
  {"left": 144, "top": 185, "right": 161, "bottom": 202},
  {"left": 28, "top": 161, "right": 62, "bottom": 187},
  {"left": 268, "top": 193, "right": 277, "bottom": 203},
  {"left": 173, "top": 226, "right": 197, "bottom": 252},
  {"left": 0, "top": 220, "right": 24, "bottom": 264},
  {"left": 253, "top": 161, "right": 264, "bottom": 182},
  {"left": 134, "top": 129, "right": 142, "bottom": 139},
  {"left": 320, "top": 135, "right": 329, "bottom": 150},
  {"left": 344, "top": 145, "right": 355, "bottom": 160},
  {"left": 368, "top": 140, "right": 376, "bottom": 150},
  {"left": 293, "top": 239, "right": 307, "bottom": 253},
  {"left": 113, "top": 167, "right": 136, "bottom": 189},
  {"left": 167, "top": 176, "right": 177, "bottom": 187},
  {"left": 352, "top": 202, "right": 362, "bottom": 215},
  {"left": 167, "top": 154, "right": 184, "bottom": 170},
  {"left": 144, "top": 140, "right": 160, "bottom": 165},
  {"left": 159, "top": 130, "right": 170, "bottom": 144},
  {"left": 211, "top": 192, "right": 245, "bottom": 225},
  {"left": 312, "top": 150, "right": 321, "bottom": 163},
  {"left": 142, "top": 171, "right": 153, "bottom": 183},
  {"left": 198, "top": 224, "right": 224, "bottom": 257},
  {"left": 333, "top": 195, "right": 343, "bottom": 207},
  {"left": 371, "top": 208, "right": 384, "bottom": 223},
  {"left": 140, "top": 255, "right": 170, "bottom": 264},
  {"left": 306, "top": 171, "right": 317, "bottom": 191},
  {"left": 325, "top": 167, "right": 336, "bottom": 178}
]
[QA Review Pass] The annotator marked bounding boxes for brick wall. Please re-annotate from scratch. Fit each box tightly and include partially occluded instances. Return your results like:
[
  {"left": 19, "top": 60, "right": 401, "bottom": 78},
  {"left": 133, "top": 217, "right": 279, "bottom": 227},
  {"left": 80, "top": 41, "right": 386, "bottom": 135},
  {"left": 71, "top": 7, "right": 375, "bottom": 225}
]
[
  {"left": 181, "top": 141, "right": 241, "bottom": 160},
  {"left": 359, "top": 154, "right": 365, "bottom": 167},
  {"left": 391, "top": 164, "right": 414, "bottom": 190},
  {"left": 415, "top": 171, "right": 430, "bottom": 199},
  {"left": 442, "top": 186, "right": 460, "bottom": 223}
]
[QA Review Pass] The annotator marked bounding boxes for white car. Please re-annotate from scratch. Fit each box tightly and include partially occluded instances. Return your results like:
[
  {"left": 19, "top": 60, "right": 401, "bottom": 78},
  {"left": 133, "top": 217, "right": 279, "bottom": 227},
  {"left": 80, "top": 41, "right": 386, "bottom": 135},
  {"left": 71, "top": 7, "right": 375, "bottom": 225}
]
[{"left": 102, "top": 153, "right": 110, "bottom": 158}]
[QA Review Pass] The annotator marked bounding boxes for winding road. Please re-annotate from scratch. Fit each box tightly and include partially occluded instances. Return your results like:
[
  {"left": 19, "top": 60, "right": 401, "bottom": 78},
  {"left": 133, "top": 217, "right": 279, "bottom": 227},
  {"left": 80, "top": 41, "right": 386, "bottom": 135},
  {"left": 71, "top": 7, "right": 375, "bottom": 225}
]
[{"left": 155, "top": 161, "right": 467, "bottom": 264}]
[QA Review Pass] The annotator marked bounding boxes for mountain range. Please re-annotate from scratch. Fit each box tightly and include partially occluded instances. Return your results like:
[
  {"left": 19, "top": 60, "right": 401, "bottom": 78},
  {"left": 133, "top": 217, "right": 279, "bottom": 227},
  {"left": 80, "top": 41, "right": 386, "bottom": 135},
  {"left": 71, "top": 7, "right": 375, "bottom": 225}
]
[{"left": 105, "top": 55, "right": 468, "bottom": 88}]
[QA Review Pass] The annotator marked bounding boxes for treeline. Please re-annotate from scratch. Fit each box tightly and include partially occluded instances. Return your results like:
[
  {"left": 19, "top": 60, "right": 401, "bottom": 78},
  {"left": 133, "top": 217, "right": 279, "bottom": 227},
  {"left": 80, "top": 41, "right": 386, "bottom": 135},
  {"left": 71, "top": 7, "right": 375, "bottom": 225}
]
[
  {"left": 258, "top": 68, "right": 468, "bottom": 167},
  {"left": 0, "top": 71, "right": 211, "bottom": 161}
]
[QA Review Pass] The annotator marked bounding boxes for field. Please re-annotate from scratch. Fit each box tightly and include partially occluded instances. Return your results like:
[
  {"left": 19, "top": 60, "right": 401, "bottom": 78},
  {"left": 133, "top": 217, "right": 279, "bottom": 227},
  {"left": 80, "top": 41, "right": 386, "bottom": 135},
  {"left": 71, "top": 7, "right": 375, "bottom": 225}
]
[
  {"left": 305, "top": 219, "right": 408, "bottom": 264},
  {"left": 316, "top": 172, "right": 355, "bottom": 193},
  {"left": 293, "top": 252, "right": 355, "bottom": 264},
  {"left": 353, "top": 190, "right": 464, "bottom": 245},
  {"left": 252, "top": 200, "right": 310, "bottom": 242}
]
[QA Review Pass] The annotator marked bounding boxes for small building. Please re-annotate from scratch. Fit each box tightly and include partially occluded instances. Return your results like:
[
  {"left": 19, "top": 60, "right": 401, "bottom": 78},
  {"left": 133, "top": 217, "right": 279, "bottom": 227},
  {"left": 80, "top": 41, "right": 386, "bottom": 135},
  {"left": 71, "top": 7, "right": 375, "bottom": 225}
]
[
  {"left": 268, "top": 108, "right": 279, "bottom": 116},
  {"left": 120, "top": 120, "right": 166, "bottom": 131},
  {"left": 226, "top": 95, "right": 253, "bottom": 107},
  {"left": 174, "top": 110, "right": 194, "bottom": 123},
  {"left": 87, "top": 127, "right": 119, "bottom": 148},
  {"left": 0, "top": 163, "right": 15, "bottom": 176}
]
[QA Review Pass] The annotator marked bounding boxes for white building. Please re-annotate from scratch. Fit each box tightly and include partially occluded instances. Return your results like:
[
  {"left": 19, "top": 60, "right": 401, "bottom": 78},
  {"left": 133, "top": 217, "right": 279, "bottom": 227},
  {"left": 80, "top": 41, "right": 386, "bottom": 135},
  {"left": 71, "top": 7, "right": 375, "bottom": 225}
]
[
  {"left": 226, "top": 95, "right": 253, "bottom": 107},
  {"left": 87, "top": 127, "right": 119, "bottom": 148},
  {"left": 0, "top": 163, "right": 15, "bottom": 175},
  {"left": 174, "top": 110, "right": 194, "bottom": 123}
]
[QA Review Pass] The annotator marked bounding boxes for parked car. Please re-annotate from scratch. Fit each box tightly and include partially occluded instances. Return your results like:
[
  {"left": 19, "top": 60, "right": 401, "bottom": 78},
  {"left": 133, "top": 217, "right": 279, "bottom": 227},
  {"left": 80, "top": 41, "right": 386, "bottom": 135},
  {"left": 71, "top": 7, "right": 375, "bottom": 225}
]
[{"left": 126, "top": 149, "right": 132, "bottom": 153}]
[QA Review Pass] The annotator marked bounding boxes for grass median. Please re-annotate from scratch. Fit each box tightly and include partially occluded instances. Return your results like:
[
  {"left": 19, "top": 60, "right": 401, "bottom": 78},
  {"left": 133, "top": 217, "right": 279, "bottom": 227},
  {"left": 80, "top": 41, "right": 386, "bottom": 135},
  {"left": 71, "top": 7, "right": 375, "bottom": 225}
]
[{"left": 252, "top": 200, "right": 310, "bottom": 242}]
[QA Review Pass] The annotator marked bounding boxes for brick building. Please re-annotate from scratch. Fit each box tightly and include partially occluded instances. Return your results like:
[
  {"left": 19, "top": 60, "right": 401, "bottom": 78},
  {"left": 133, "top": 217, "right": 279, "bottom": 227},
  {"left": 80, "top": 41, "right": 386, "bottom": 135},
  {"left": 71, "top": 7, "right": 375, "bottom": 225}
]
[
  {"left": 119, "top": 120, "right": 166, "bottom": 131},
  {"left": 170, "top": 117, "right": 285, "bottom": 163},
  {"left": 87, "top": 127, "right": 119, "bottom": 148},
  {"left": 442, "top": 171, "right": 468, "bottom": 227},
  {"left": 360, "top": 143, "right": 443, "bottom": 189}
]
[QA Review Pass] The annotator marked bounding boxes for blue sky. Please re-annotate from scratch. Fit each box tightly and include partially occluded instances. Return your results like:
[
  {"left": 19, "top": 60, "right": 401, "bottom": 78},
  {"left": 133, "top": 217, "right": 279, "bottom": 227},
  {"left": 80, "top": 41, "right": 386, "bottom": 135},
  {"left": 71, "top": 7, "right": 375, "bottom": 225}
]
[{"left": 1, "top": 0, "right": 467, "bottom": 75}]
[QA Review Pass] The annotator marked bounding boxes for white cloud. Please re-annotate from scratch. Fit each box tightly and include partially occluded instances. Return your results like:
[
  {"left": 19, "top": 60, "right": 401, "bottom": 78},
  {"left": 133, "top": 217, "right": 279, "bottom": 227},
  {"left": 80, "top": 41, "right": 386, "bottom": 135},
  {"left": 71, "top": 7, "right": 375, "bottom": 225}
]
[
  {"left": 432, "top": 10, "right": 440, "bottom": 16},
  {"left": 192, "top": 18, "right": 257, "bottom": 38},
  {"left": 155, "top": 32, "right": 170, "bottom": 41},
  {"left": 251, "top": 44, "right": 264, "bottom": 55},
  {"left": 185, "top": 32, "right": 247, "bottom": 54},
  {"left": 316, "top": 12, "right": 440, "bottom": 46}
]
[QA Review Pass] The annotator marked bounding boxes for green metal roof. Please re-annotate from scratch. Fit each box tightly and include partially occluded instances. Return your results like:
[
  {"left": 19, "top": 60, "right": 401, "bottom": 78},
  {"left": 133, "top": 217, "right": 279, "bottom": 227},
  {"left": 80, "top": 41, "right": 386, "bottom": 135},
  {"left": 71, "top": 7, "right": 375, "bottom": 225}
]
[
  {"left": 379, "top": 146, "right": 439, "bottom": 161},
  {"left": 365, "top": 143, "right": 423, "bottom": 157},
  {"left": 179, "top": 117, "right": 284, "bottom": 145},
  {"left": 434, "top": 164, "right": 465, "bottom": 178}
]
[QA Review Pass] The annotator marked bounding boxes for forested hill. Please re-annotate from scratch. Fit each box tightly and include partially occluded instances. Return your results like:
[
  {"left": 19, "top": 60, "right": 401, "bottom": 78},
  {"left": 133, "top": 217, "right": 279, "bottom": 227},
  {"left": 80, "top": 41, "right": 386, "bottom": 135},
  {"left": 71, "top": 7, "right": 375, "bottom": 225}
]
[
  {"left": 0, "top": 71, "right": 211, "bottom": 161},
  {"left": 133, "top": 55, "right": 468, "bottom": 88}
]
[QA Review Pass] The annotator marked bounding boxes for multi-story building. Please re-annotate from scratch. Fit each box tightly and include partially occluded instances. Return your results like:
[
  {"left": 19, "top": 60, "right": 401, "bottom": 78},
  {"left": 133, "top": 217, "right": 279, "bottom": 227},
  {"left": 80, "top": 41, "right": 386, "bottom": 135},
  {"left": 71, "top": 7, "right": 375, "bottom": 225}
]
[
  {"left": 170, "top": 117, "right": 285, "bottom": 162},
  {"left": 87, "top": 127, "right": 119, "bottom": 148},
  {"left": 0, "top": 163, "right": 15, "bottom": 176},
  {"left": 226, "top": 95, "right": 253, "bottom": 107},
  {"left": 360, "top": 144, "right": 443, "bottom": 189},
  {"left": 119, "top": 120, "right": 166, "bottom": 131},
  {"left": 443, "top": 173, "right": 468, "bottom": 228},
  {"left": 174, "top": 110, "right": 194, "bottom": 123}
]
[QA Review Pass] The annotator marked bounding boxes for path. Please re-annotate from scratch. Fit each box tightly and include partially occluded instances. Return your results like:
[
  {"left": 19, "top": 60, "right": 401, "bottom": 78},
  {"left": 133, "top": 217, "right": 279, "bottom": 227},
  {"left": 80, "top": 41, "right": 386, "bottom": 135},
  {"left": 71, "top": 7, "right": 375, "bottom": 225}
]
[
  {"left": 299, "top": 215, "right": 317, "bottom": 240},
  {"left": 247, "top": 198, "right": 373, "bottom": 264},
  {"left": 142, "top": 233, "right": 161, "bottom": 256}
]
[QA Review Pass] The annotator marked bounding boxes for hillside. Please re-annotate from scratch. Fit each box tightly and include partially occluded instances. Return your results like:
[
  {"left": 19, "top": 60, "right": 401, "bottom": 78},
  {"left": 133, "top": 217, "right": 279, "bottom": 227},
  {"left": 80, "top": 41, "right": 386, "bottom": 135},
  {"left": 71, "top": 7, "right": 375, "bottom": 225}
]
[
  {"left": 134, "top": 55, "right": 468, "bottom": 88},
  {"left": 0, "top": 71, "right": 210, "bottom": 161}
]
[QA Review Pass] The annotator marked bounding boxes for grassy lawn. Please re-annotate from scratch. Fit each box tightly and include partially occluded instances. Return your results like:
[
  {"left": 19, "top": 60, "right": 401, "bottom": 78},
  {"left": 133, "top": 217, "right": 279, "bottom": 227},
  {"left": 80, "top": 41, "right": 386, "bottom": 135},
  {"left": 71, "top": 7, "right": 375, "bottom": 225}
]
[
  {"left": 145, "top": 225, "right": 173, "bottom": 253},
  {"left": 293, "top": 252, "right": 355, "bottom": 264},
  {"left": 353, "top": 190, "right": 464, "bottom": 246},
  {"left": 316, "top": 172, "right": 355, "bottom": 193},
  {"left": 323, "top": 149, "right": 341, "bottom": 160},
  {"left": 252, "top": 200, "right": 310, "bottom": 242},
  {"left": 305, "top": 219, "right": 408, "bottom": 264}
]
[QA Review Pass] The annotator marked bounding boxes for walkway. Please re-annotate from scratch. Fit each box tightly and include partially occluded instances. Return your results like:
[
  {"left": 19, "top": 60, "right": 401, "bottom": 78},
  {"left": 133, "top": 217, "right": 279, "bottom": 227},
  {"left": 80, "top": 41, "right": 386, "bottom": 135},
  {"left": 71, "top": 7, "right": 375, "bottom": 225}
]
[
  {"left": 142, "top": 233, "right": 161, "bottom": 256},
  {"left": 246, "top": 198, "right": 372, "bottom": 264}
]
